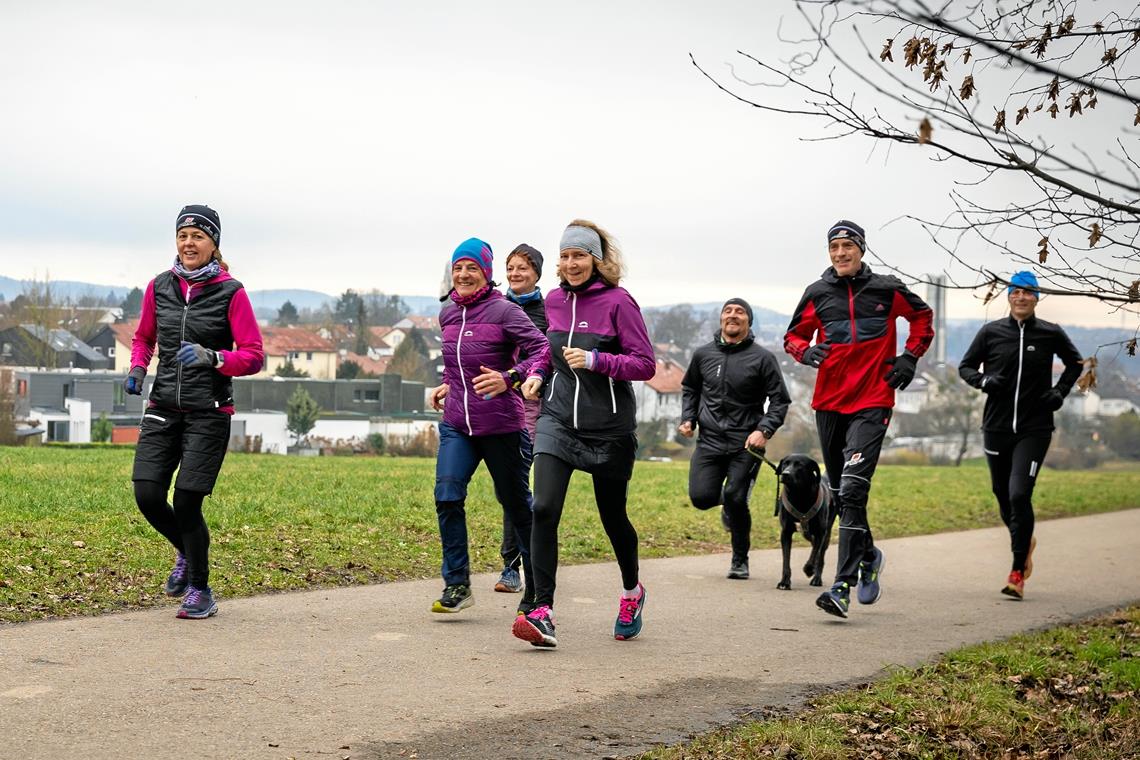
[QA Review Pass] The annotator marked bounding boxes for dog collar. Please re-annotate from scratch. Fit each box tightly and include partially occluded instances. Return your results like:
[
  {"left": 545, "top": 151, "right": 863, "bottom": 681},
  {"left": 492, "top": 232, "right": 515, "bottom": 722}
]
[{"left": 780, "top": 483, "right": 828, "bottom": 523}]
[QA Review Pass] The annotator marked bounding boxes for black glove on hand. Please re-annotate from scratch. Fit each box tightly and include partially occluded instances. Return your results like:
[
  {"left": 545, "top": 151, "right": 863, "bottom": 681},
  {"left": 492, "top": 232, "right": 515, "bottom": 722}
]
[
  {"left": 801, "top": 343, "right": 832, "bottom": 368},
  {"left": 1043, "top": 388, "right": 1065, "bottom": 412},
  {"left": 176, "top": 341, "right": 217, "bottom": 368},
  {"left": 884, "top": 352, "right": 918, "bottom": 390},
  {"left": 981, "top": 374, "right": 1005, "bottom": 394},
  {"left": 123, "top": 366, "right": 146, "bottom": 395}
]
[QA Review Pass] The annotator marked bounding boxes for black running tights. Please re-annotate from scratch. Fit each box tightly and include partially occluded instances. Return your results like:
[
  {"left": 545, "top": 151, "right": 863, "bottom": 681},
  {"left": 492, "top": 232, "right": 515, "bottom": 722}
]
[
  {"left": 530, "top": 453, "right": 639, "bottom": 608},
  {"left": 133, "top": 480, "right": 211, "bottom": 588}
]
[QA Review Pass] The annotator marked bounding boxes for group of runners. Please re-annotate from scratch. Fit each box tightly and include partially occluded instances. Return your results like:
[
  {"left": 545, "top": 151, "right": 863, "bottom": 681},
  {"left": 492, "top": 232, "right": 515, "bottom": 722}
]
[{"left": 127, "top": 207, "right": 1084, "bottom": 638}]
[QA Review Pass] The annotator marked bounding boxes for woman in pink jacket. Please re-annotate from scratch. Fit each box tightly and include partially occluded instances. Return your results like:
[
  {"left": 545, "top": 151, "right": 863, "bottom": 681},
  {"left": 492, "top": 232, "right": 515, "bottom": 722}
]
[{"left": 126, "top": 205, "right": 264, "bottom": 620}]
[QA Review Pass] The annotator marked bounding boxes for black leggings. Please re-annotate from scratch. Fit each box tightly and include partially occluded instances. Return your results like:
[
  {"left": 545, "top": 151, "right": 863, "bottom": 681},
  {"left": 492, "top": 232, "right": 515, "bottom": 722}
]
[
  {"left": 134, "top": 481, "right": 211, "bottom": 589},
  {"left": 530, "top": 453, "right": 639, "bottom": 608},
  {"left": 984, "top": 431, "right": 1051, "bottom": 573}
]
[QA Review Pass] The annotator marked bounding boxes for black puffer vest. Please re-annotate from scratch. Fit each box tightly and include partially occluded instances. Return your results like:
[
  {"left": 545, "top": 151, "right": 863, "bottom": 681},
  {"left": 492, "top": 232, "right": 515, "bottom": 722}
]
[{"left": 149, "top": 270, "right": 241, "bottom": 410}]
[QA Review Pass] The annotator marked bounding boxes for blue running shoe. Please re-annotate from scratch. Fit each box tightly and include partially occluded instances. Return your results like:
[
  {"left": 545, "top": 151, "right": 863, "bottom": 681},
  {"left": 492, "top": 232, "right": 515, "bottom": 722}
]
[
  {"left": 816, "top": 582, "right": 850, "bottom": 619},
  {"left": 494, "top": 567, "right": 523, "bottom": 593},
  {"left": 512, "top": 605, "right": 557, "bottom": 648},
  {"left": 176, "top": 586, "right": 218, "bottom": 619},
  {"left": 163, "top": 553, "right": 188, "bottom": 597},
  {"left": 857, "top": 547, "right": 885, "bottom": 605},
  {"left": 614, "top": 583, "right": 646, "bottom": 641}
]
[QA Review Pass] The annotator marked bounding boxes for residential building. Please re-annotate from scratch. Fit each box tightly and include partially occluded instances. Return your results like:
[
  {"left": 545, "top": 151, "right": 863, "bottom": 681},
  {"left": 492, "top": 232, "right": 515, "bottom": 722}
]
[
  {"left": 0, "top": 324, "right": 109, "bottom": 370},
  {"left": 633, "top": 358, "right": 686, "bottom": 424},
  {"left": 258, "top": 327, "right": 339, "bottom": 379},
  {"left": 86, "top": 321, "right": 158, "bottom": 373}
]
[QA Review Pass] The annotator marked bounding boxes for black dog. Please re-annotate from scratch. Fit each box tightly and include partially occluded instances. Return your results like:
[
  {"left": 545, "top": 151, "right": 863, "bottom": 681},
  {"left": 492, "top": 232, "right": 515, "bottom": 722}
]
[{"left": 774, "top": 454, "right": 835, "bottom": 590}]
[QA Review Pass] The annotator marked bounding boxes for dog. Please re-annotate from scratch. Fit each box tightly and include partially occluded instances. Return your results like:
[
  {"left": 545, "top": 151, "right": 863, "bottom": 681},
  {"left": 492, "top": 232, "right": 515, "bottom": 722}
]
[{"left": 774, "top": 453, "right": 835, "bottom": 590}]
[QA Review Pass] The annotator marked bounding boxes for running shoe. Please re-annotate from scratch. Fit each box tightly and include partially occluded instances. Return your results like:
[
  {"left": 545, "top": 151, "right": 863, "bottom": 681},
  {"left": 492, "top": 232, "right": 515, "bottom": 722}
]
[
  {"left": 512, "top": 605, "right": 557, "bottom": 647},
  {"left": 1023, "top": 537, "right": 1037, "bottom": 580},
  {"left": 857, "top": 547, "right": 885, "bottom": 605},
  {"left": 176, "top": 586, "right": 218, "bottom": 619},
  {"left": 431, "top": 584, "right": 473, "bottom": 613},
  {"left": 614, "top": 583, "right": 647, "bottom": 641},
  {"left": 1002, "top": 570, "right": 1025, "bottom": 600},
  {"left": 727, "top": 557, "right": 749, "bottom": 580},
  {"left": 494, "top": 567, "right": 524, "bottom": 593},
  {"left": 816, "top": 581, "right": 850, "bottom": 618},
  {"left": 163, "top": 552, "right": 188, "bottom": 597}
]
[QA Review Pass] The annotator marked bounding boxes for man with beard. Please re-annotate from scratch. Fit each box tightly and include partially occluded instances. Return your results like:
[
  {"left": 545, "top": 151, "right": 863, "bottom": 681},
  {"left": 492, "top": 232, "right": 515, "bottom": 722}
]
[{"left": 680, "top": 298, "right": 791, "bottom": 579}]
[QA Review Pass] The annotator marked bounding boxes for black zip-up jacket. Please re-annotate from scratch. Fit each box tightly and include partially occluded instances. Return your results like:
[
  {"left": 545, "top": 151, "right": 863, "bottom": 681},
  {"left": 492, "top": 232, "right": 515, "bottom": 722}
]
[
  {"left": 682, "top": 332, "right": 791, "bottom": 454},
  {"left": 149, "top": 270, "right": 242, "bottom": 411},
  {"left": 958, "top": 315, "right": 1083, "bottom": 434}
]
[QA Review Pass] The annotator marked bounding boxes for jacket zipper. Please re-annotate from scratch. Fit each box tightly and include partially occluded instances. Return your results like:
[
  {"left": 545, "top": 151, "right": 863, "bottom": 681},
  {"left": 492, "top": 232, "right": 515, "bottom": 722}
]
[
  {"left": 546, "top": 371, "right": 559, "bottom": 401},
  {"left": 608, "top": 377, "right": 617, "bottom": 413},
  {"left": 457, "top": 305, "right": 472, "bottom": 435},
  {"left": 1013, "top": 321, "right": 1025, "bottom": 434},
  {"left": 568, "top": 292, "right": 581, "bottom": 429},
  {"left": 847, "top": 281, "right": 857, "bottom": 344},
  {"left": 176, "top": 281, "right": 195, "bottom": 410}
]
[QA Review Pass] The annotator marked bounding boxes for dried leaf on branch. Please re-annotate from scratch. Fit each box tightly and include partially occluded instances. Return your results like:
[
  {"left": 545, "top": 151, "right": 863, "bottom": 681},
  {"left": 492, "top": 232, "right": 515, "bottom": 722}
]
[
  {"left": 1077, "top": 357, "right": 1098, "bottom": 392},
  {"left": 880, "top": 38, "right": 894, "bottom": 62},
  {"left": 1088, "top": 223, "right": 1102, "bottom": 247},
  {"left": 1127, "top": 339, "right": 1137, "bottom": 358},
  {"left": 960, "top": 75, "right": 975, "bottom": 100},
  {"left": 982, "top": 280, "right": 999, "bottom": 305},
  {"left": 994, "top": 109, "right": 1006, "bottom": 132},
  {"left": 1129, "top": 280, "right": 1140, "bottom": 301},
  {"left": 918, "top": 117, "right": 933, "bottom": 144},
  {"left": 1037, "top": 237, "right": 1050, "bottom": 263},
  {"left": 1016, "top": 106, "right": 1030, "bottom": 124}
]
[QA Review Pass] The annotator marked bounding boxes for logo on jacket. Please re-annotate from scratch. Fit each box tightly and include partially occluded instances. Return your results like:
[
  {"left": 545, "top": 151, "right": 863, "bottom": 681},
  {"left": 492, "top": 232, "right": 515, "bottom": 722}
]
[
  {"left": 578, "top": 321, "right": 589, "bottom": 329},
  {"left": 844, "top": 452, "right": 863, "bottom": 467},
  {"left": 464, "top": 330, "right": 473, "bottom": 337},
  {"left": 875, "top": 303, "right": 885, "bottom": 312},
  {"left": 1027, "top": 345, "right": 1036, "bottom": 351}
]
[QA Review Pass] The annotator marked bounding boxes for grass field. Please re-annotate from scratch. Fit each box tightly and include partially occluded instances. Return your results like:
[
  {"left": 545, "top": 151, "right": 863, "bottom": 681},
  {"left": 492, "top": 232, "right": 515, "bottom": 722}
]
[
  {"left": 1, "top": 447, "right": 1137, "bottom": 623},
  {"left": 636, "top": 605, "right": 1140, "bottom": 759}
]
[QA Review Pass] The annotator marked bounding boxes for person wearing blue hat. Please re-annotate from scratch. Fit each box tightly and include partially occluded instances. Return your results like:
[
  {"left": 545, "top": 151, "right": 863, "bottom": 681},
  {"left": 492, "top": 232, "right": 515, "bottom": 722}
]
[{"left": 959, "top": 270, "right": 1084, "bottom": 600}]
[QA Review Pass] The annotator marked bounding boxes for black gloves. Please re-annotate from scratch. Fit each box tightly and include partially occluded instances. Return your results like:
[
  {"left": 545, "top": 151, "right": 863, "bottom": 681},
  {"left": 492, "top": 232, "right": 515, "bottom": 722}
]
[
  {"left": 980, "top": 374, "right": 1005, "bottom": 394},
  {"left": 1043, "top": 388, "right": 1065, "bottom": 412},
  {"left": 123, "top": 366, "right": 146, "bottom": 395},
  {"left": 884, "top": 352, "right": 918, "bottom": 390},
  {"left": 176, "top": 341, "right": 218, "bottom": 368},
  {"left": 801, "top": 343, "right": 832, "bottom": 368}
]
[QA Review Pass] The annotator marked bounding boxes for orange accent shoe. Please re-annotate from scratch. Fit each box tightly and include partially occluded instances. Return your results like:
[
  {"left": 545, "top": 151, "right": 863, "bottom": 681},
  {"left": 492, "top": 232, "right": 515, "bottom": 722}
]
[
  {"left": 1023, "top": 537, "right": 1037, "bottom": 580},
  {"left": 1001, "top": 570, "right": 1025, "bottom": 600}
]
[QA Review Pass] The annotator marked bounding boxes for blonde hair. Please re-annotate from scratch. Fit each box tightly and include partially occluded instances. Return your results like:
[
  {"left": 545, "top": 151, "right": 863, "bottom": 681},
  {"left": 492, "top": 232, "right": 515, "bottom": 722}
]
[
  {"left": 213, "top": 250, "right": 230, "bottom": 273},
  {"left": 560, "top": 218, "right": 625, "bottom": 286}
]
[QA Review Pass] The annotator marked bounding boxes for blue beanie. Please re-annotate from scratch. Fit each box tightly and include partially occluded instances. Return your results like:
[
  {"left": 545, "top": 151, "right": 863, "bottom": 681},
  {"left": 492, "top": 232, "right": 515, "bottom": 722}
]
[
  {"left": 827, "top": 220, "right": 866, "bottom": 252},
  {"left": 451, "top": 238, "right": 494, "bottom": 283},
  {"left": 1008, "top": 270, "right": 1040, "bottom": 298}
]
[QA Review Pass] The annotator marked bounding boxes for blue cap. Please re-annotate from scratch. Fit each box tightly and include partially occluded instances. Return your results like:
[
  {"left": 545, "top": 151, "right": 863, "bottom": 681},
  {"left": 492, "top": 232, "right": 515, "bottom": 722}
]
[{"left": 1008, "top": 270, "right": 1040, "bottom": 298}]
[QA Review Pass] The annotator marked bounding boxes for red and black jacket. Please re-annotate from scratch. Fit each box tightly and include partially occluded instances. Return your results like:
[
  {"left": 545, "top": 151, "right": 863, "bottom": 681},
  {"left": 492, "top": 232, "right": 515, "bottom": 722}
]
[{"left": 784, "top": 264, "right": 934, "bottom": 413}]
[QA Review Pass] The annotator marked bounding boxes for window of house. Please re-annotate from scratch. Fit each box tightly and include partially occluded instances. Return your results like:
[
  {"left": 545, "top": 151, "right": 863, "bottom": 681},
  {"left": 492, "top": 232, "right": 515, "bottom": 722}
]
[
  {"left": 114, "top": 383, "right": 125, "bottom": 406},
  {"left": 108, "top": 346, "right": 116, "bottom": 357},
  {"left": 306, "top": 352, "right": 314, "bottom": 361},
  {"left": 1, "top": 342, "right": 11, "bottom": 357},
  {"left": 288, "top": 351, "right": 299, "bottom": 360},
  {"left": 353, "top": 389, "right": 362, "bottom": 402},
  {"left": 17, "top": 379, "right": 27, "bottom": 397},
  {"left": 93, "top": 346, "right": 103, "bottom": 354},
  {"left": 364, "top": 390, "right": 380, "bottom": 401}
]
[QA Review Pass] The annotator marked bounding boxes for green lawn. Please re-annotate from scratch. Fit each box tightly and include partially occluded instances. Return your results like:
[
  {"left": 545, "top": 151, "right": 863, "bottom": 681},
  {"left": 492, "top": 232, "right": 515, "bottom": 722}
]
[
  {"left": 636, "top": 605, "right": 1140, "bottom": 759},
  {"left": 1, "top": 447, "right": 1136, "bottom": 623}
]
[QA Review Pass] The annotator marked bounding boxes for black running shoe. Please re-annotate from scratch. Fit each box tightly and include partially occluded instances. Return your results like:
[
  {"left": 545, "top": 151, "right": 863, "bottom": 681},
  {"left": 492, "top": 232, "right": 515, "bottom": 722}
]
[
  {"left": 512, "top": 605, "right": 557, "bottom": 647},
  {"left": 727, "top": 557, "right": 749, "bottom": 580},
  {"left": 163, "top": 552, "right": 188, "bottom": 597},
  {"left": 176, "top": 586, "right": 218, "bottom": 619},
  {"left": 816, "top": 582, "right": 850, "bottom": 619},
  {"left": 431, "top": 584, "right": 473, "bottom": 613}
]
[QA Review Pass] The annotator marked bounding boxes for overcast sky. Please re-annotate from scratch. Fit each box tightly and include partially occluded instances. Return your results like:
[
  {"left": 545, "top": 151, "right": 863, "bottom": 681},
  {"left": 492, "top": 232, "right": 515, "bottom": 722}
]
[{"left": 0, "top": 1, "right": 1131, "bottom": 329}]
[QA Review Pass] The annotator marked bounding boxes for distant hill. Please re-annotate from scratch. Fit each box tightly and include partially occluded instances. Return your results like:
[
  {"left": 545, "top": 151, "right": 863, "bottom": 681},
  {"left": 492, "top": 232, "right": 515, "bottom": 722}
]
[{"left": 0, "top": 275, "right": 129, "bottom": 303}]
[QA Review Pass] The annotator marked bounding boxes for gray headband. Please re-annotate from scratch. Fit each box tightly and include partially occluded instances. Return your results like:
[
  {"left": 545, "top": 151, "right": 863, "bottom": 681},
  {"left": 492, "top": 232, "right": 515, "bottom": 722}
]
[{"left": 559, "top": 225, "right": 604, "bottom": 261}]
